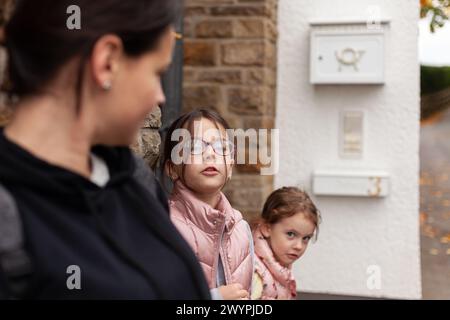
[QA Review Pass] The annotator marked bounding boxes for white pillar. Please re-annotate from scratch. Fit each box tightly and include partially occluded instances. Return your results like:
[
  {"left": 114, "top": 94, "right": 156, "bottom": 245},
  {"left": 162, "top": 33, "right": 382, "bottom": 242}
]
[{"left": 276, "top": 0, "right": 421, "bottom": 299}]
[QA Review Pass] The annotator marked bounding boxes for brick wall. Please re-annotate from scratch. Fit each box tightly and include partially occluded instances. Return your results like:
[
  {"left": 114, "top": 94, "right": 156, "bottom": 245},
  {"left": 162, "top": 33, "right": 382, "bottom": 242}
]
[{"left": 183, "top": 0, "right": 278, "bottom": 219}]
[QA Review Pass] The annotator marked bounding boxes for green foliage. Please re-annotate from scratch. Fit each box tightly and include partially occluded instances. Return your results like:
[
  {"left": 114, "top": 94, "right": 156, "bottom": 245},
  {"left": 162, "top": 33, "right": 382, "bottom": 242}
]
[
  {"left": 421, "top": 0, "right": 450, "bottom": 32},
  {"left": 421, "top": 65, "right": 450, "bottom": 95}
]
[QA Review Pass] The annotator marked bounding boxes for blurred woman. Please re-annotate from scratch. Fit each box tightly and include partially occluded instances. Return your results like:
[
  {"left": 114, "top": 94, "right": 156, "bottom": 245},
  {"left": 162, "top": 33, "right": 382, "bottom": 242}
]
[{"left": 0, "top": 0, "right": 209, "bottom": 299}]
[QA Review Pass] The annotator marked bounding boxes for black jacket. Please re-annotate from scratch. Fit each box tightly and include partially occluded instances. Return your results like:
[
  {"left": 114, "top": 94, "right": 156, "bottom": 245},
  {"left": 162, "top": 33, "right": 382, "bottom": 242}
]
[{"left": 0, "top": 128, "right": 210, "bottom": 299}]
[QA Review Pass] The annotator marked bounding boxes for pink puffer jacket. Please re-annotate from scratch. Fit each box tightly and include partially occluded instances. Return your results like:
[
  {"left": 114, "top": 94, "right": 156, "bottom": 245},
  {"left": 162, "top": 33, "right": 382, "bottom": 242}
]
[
  {"left": 169, "top": 181, "right": 253, "bottom": 291},
  {"left": 253, "top": 227, "right": 297, "bottom": 300}
]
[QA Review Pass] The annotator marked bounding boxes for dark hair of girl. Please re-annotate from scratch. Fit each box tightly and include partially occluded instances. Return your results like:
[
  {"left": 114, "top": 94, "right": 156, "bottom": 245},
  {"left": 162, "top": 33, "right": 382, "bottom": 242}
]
[{"left": 253, "top": 187, "right": 321, "bottom": 241}]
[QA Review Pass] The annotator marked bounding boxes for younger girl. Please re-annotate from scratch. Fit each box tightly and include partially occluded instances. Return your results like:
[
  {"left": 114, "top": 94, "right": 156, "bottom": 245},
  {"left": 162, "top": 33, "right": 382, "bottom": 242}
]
[
  {"left": 251, "top": 187, "right": 320, "bottom": 300},
  {"left": 162, "top": 109, "right": 253, "bottom": 300}
]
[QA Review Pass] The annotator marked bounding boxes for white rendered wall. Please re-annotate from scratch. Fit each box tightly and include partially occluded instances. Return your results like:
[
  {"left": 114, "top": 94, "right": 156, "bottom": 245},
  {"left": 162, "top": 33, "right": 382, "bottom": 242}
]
[{"left": 275, "top": 0, "right": 421, "bottom": 299}]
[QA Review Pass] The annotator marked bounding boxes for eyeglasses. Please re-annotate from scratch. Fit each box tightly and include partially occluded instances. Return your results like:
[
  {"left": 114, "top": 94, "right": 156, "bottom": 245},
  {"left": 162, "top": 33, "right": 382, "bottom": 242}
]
[{"left": 186, "top": 138, "right": 234, "bottom": 156}]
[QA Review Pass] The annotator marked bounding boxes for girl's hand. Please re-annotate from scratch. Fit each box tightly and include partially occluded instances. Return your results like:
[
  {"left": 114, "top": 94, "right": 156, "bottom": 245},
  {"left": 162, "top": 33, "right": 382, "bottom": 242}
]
[{"left": 218, "top": 283, "right": 249, "bottom": 300}]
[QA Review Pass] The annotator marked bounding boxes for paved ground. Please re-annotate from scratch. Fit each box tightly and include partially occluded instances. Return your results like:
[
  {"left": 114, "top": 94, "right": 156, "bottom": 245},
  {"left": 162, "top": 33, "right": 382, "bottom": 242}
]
[{"left": 420, "top": 109, "right": 450, "bottom": 299}]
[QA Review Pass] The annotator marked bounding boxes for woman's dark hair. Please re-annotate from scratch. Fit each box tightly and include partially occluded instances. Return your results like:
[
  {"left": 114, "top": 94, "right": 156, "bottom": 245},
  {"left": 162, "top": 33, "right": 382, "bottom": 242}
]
[
  {"left": 161, "top": 108, "right": 234, "bottom": 191},
  {"left": 3, "top": 0, "right": 180, "bottom": 106},
  {"left": 252, "top": 187, "right": 321, "bottom": 241}
]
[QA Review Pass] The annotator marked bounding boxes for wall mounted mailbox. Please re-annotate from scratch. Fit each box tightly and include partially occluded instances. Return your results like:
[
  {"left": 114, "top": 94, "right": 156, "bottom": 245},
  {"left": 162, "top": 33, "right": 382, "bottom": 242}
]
[
  {"left": 310, "top": 19, "right": 389, "bottom": 84},
  {"left": 312, "top": 169, "right": 390, "bottom": 197}
]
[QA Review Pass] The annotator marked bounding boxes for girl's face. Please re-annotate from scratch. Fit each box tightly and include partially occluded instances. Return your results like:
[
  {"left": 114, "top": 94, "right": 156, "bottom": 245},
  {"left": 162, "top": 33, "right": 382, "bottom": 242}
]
[
  {"left": 261, "top": 213, "right": 316, "bottom": 267},
  {"left": 171, "top": 117, "right": 234, "bottom": 196}
]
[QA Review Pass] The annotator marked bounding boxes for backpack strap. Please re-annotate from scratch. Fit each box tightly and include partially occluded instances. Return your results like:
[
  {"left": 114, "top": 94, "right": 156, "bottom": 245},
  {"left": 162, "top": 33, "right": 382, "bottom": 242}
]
[{"left": 0, "top": 184, "right": 33, "bottom": 299}]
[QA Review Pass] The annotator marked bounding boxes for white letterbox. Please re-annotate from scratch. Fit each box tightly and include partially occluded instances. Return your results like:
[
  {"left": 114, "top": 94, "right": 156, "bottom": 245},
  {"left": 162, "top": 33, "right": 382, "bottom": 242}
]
[{"left": 310, "top": 19, "right": 389, "bottom": 84}]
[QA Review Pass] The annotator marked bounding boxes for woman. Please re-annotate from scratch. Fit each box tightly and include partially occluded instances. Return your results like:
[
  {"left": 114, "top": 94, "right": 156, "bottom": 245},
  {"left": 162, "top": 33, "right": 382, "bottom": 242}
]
[{"left": 0, "top": 0, "right": 210, "bottom": 299}]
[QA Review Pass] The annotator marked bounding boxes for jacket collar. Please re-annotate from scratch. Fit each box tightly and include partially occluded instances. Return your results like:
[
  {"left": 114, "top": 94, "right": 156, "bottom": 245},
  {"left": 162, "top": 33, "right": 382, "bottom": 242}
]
[{"left": 171, "top": 181, "right": 241, "bottom": 233}]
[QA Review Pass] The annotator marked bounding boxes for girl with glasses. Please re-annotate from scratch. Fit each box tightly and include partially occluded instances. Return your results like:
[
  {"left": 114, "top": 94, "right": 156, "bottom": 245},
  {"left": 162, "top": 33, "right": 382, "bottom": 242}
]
[{"left": 161, "top": 109, "right": 254, "bottom": 300}]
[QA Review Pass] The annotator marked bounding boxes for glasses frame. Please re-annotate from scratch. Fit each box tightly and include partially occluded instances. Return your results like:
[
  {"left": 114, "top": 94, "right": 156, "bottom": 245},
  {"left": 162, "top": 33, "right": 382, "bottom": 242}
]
[{"left": 186, "top": 138, "right": 235, "bottom": 157}]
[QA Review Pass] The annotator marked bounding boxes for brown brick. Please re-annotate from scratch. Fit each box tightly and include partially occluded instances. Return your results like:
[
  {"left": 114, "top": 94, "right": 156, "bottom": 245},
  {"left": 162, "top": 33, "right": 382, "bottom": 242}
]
[
  {"left": 225, "top": 186, "right": 263, "bottom": 211},
  {"left": 188, "top": 0, "right": 233, "bottom": 4},
  {"left": 234, "top": 145, "right": 265, "bottom": 174},
  {"left": 211, "top": 5, "right": 269, "bottom": 17},
  {"left": 223, "top": 174, "right": 274, "bottom": 213},
  {"left": 241, "top": 211, "right": 261, "bottom": 224},
  {"left": 183, "top": 18, "right": 195, "bottom": 38},
  {"left": 222, "top": 41, "right": 274, "bottom": 67},
  {"left": 264, "top": 86, "right": 276, "bottom": 116},
  {"left": 222, "top": 42, "right": 264, "bottom": 66},
  {"left": 234, "top": 19, "right": 265, "bottom": 38},
  {"left": 245, "top": 68, "right": 276, "bottom": 86},
  {"left": 224, "top": 173, "right": 273, "bottom": 190},
  {"left": 267, "top": 20, "right": 278, "bottom": 42},
  {"left": 184, "top": 41, "right": 217, "bottom": 66},
  {"left": 196, "top": 20, "right": 233, "bottom": 38},
  {"left": 183, "top": 86, "right": 221, "bottom": 112},
  {"left": 183, "top": 68, "right": 197, "bottom": 82},
  {"left": 230, "top": 123, "right": 276, "bottom": 174},
  {"left": 245, "top": 69, "right": 265, "bottom": 85},
  {"left": 197, "top": 69, "right": 242, "bottom": 84},
  {"left": 234, "top": 19, "right": 277, "bottom": 42},
  {"left": 236, "top": 163, "right": 261, "bottom": 174},
  {"left": 242, "top": 116, "right": 275, "bottom": 129},
  {"left": 227, "top": 87, "right": 266, "bottom": 115},
  {"left": 224, "top": 115, "right": 243, "bottom": 130},
  {"left": 184, "top": 6, "right": 209, "bottom": 17}
]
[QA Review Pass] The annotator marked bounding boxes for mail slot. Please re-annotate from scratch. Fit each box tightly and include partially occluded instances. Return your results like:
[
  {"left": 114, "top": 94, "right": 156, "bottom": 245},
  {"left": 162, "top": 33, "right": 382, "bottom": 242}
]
[{"left": 312, "top": 170, "right": 390, "bottom": 197}]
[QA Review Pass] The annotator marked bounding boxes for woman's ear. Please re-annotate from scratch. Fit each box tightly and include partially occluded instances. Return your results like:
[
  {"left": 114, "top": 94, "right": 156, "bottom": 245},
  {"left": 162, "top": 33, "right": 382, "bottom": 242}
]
[
  {"left": 90, "top": 34, "right": 123, "bottom": 91},
  {"left": 260, "top": 222, "right": 272, "bottom": 239}
]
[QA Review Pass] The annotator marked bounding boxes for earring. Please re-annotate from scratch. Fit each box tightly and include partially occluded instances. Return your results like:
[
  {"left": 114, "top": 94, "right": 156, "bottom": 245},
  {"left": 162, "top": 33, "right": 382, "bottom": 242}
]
[{"left": 102, "top": 80, "right": 112, "bottom": 91}]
